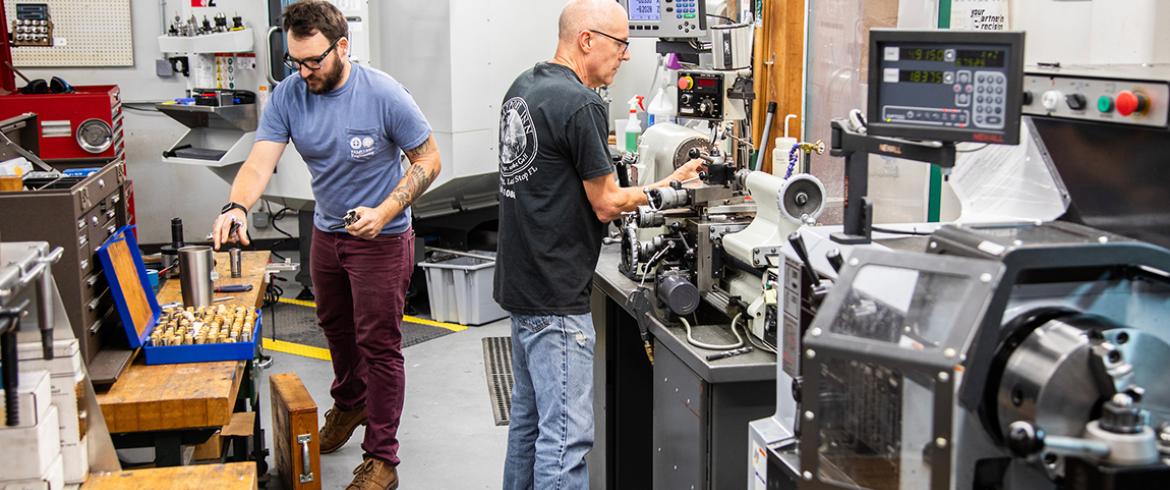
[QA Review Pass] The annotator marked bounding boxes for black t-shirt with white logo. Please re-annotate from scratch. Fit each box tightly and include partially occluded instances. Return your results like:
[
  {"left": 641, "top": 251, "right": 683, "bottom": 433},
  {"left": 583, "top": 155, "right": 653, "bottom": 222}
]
[{"left": 494, "top": 62, "right": 614, "bottom": 315}]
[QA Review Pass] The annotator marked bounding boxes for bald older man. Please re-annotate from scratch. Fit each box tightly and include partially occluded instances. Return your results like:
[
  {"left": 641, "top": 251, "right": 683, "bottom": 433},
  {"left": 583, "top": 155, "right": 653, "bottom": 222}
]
[{"left": 495, "top": 1, "right": 703, "bottom": 487}]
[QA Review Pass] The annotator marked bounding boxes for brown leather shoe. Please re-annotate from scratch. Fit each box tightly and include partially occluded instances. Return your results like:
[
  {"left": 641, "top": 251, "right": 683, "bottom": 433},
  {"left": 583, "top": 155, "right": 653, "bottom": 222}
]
[
  {"left": 346, "top": 457, "right": 399, "bottom": 490},
  {"left": 319, "top": 404, "right": 368, "bottom": 454}
]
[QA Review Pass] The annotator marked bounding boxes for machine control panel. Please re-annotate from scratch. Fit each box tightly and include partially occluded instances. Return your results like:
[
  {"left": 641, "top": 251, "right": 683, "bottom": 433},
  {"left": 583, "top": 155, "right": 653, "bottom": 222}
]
[
  {"left": 620, "top": 0, "right": 706, "bottom": 39},
  {"left": 677, "top": 72, "right": 724, "bottom": 120},
  {"left": 867, "top": 30, "right": 1024, "bottom": 144},
  {"left": 1023, "top": 65, "right": 1170, "bottom": 129}
]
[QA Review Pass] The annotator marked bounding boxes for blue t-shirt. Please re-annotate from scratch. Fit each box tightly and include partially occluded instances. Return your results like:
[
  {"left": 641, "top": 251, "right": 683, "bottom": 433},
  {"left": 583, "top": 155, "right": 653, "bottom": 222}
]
[{"left": 256, "top": 63, "right": 432, "bottom": 234}]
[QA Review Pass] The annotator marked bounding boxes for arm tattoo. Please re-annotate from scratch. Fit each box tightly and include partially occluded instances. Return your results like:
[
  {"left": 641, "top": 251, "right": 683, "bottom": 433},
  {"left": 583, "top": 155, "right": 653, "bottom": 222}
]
[
  {"left": 404, "top": 137, "right": 434, "bottom": 162},
  {"left": 390, "top": 138, "right": 438, "bottom": 209}
]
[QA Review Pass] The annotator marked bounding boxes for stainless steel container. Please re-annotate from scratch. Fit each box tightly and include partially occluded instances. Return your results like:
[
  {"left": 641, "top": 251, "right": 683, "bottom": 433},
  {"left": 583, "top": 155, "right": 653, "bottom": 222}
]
[
  {"left": 229, "top": 247, "right": 242, "bottom": 278},
  {"left": 178, "top": 245, "right": 214, "bottom": 307},
  {"left": 710, "top": 20, "right": 753, "bottom": 70}
]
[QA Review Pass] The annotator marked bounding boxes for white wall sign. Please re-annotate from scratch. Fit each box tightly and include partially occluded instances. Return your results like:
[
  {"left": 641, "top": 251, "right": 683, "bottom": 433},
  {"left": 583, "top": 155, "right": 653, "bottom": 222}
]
[{"left": 951, "top": 0, "right": 1010, "bottom": 31}]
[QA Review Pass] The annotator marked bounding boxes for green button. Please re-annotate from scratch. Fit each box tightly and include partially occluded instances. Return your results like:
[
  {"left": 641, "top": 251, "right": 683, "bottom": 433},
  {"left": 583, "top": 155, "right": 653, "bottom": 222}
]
[
  {"left": 684, "top": 13, "right": 696, "bottom": 19},
  {"left": 1097, "top": 95, "right": 1114, "bottom": 113}
]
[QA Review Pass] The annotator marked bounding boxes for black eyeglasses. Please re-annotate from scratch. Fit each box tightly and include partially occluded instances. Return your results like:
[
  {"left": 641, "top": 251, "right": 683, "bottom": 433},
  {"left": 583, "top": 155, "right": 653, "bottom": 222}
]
[
  {"left": 283, "top": 37, "right": 342, "bottom": 71},
  {"left": 589, "top": 29, "right": 629, "bottom": 55}
]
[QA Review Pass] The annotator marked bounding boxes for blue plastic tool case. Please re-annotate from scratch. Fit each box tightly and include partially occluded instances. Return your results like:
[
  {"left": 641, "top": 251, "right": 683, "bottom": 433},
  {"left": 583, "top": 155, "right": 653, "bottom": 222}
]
[{"left": 96, "top": 226, "right": 261, "bottom": 365}]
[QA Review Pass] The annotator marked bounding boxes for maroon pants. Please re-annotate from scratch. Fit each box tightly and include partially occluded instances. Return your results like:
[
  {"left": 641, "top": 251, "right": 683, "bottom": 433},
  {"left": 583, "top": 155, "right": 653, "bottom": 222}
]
[{"left": 310, "top": 227, "right": 414, "bottom": 465}]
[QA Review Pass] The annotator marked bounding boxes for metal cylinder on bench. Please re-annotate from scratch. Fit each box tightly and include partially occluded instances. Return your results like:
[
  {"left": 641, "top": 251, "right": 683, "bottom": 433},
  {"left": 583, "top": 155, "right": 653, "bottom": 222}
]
[{"left": 178, "top": 246, "right": 214, "bottom": 307}]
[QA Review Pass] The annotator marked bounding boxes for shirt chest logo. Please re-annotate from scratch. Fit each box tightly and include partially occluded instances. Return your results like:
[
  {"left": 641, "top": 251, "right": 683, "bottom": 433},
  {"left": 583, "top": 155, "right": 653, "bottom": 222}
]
[
  {"left": 349, "top": 135, "right": 379, "bottom": 159},
  {"left": 499, "top": 97, "right": 539, "bottom": 187}
]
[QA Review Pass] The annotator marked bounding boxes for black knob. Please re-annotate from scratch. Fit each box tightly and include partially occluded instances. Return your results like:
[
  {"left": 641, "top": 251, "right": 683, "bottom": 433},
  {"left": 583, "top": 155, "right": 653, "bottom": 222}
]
[
  {"left": 1066, "top": 93, "right": 1087, "bottom": 111},
  {"left": 826, "top": 249, "right": 844, "bottom": 273},
  {"left": 688, "top": 148, "right": 701, "bottom": 159},
  {"left": 1022, "top": 91, "right": 1034, "bottom": 106},
  {"left": 699, "top": 99, "right": 714, "bottom": 115}
]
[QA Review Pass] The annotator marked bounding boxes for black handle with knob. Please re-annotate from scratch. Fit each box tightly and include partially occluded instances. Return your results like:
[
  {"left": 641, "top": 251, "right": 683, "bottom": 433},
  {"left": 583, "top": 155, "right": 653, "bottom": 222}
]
[{"left": 826, "top": 249, "right": 844, "bottom": 273}]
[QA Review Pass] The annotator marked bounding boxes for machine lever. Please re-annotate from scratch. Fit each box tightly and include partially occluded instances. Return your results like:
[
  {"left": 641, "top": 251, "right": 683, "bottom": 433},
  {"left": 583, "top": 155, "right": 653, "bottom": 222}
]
[
  {"left": 1, "top": 302, "right": 30, "bottom": 427},
  {"left": 791, "top": 376, "right": 803, "bottom": 438},
  {"left": 826, "top": 249, "right": 844, "bottom": 273},
  {"left": 1008, "top": 421, "right": 1111, "bottom": 461},
  {"left": 614, "top": 152, "right": 635, "bottom": 188},
  {"left": 787, "top": 232, "right": 819, "bottom": 287},
  {"left": 687, "top": 147, "right": 716, "bottom": 164}
]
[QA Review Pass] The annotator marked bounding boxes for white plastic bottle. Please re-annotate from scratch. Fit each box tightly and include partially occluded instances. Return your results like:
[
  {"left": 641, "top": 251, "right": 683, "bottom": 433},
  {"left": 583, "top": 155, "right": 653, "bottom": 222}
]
[
  {"left": 646, "top": 64, "right": 676, "bottom": 127},
  {"left": 772, "top": 136, "right": 798, "bottom": 177}
]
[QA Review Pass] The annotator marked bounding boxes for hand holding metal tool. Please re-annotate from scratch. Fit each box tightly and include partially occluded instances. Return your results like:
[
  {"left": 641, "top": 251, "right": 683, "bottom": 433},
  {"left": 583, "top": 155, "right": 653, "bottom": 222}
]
[
  {"left": 343, "top": 209, "right": 360, "bottom": 227},
  {"left": 210, "top": 213, "right": 248, "bottom": 250},
  {"left": 328, "top": 209, "right": 361, "bottom": 231}
]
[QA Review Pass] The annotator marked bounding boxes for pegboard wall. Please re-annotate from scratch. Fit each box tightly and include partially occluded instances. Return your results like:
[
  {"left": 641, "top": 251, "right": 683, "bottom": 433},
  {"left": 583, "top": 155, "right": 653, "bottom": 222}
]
[{"left": 6, "top": 0, "right": 134, "bottom": 67}]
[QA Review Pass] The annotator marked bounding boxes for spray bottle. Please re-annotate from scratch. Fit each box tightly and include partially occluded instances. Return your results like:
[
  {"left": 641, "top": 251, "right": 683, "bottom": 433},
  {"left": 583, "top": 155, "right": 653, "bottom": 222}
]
[
  {"left": 646, "top": 58, "right": 677, "bottom": 127},
  {"left": 625, "top": 95, "right": 645, "bottom": 154}
]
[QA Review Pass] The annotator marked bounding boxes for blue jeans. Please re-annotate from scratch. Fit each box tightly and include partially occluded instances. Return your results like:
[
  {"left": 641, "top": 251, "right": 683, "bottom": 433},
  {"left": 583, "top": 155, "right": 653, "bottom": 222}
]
[{"left": 503, "top": 313, "right": 596, "bottom": 490}]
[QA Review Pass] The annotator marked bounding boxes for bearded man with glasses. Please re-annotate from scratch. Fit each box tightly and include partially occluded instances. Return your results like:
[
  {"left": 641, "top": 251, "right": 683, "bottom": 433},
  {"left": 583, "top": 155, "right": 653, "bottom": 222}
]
[
  {"left": 495, "top": 1, "right": 704, "bottom": 488},
  {"left": 210, "top": 1, "right": 440, "bottom": 488}
]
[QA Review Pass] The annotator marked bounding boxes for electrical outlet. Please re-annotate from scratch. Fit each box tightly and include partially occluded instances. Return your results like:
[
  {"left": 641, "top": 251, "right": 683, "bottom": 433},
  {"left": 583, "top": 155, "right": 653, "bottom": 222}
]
[
  {"left": 156, "top": 59, "right": 174, "bottom": 78},
  {"left": 253, "top": 211, "right": 271, "bottom": 229}
]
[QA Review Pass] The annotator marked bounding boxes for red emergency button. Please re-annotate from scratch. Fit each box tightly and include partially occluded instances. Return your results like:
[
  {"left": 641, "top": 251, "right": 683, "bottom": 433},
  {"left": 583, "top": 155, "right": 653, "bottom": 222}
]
[
  {"left": 1115, "top": 90, "right": 1149, "bottom": 117},
  {"left": 678, "top": 75, "right": 694, "bottom": 90}
]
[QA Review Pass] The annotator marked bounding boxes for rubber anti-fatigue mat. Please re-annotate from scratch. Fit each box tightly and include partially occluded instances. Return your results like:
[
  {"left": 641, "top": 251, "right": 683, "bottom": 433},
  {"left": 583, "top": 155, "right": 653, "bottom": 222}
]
[
  {"left": 482, "top": 336, "right": 514, "bottom": 426},
  {"left": 266, "top": 301, "right": 456, "bottom": 350}
]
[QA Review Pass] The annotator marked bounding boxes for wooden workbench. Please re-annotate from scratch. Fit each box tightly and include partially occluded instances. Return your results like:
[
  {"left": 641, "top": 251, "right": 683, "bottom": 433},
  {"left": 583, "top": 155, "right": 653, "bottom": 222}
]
[
  {"left": 82, "top": 462, "right": 258, "bottom": 490},
  {"left": 96, "top": 251, "right": 270, "bottom": 434}
]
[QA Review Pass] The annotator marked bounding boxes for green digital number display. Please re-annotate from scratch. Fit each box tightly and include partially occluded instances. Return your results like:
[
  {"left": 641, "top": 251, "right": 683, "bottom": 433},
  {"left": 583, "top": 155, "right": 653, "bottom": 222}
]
[{"left": 899, "top": 70, "right": 946, "bottom": 84}]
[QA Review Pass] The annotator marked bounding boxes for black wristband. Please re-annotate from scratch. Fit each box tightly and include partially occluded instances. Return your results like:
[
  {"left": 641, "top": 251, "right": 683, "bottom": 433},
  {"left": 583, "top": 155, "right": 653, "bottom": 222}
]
[{"left": 220, "top": 202, "right": 247, "bottom": 215}]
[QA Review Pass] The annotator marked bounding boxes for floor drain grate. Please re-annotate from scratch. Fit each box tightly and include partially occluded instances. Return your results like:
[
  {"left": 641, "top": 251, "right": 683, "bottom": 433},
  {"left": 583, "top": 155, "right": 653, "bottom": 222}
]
[{"left": 482, "top": 336, "right": 514, "bottom": 426}]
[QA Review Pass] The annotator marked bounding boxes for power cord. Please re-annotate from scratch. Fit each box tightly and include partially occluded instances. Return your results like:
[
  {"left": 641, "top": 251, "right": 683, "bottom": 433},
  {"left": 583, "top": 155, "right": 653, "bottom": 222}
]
[
  {"left": 957, "top": 143, "right": 991, "bottom": 153},
  {"left": 265, "top": 201, "right": 297, "bottom": 261},
  {"left": 682, "top": 313, "right": 745, "bottom": 350},
  {"left": 744, "top": 325, "right": 778, "bottom": 354}
]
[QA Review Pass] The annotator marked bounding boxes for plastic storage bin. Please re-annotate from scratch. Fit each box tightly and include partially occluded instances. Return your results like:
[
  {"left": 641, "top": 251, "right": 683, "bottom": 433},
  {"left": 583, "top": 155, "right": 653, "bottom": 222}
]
[{"left": 420, "top": 253, "right": 509, "bottom": 326}]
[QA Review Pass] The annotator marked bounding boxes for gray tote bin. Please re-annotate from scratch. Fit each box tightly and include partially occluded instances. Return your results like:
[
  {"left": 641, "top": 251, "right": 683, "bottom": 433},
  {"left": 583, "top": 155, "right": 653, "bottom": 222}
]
[{"left": 419, "top": 253, "right": 509, "bottom": 325}]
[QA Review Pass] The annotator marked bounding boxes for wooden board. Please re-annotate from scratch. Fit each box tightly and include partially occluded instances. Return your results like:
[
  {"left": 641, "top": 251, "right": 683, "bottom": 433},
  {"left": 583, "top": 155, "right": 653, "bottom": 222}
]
[
  {"left": 96, "top": 360, "right": 243, "bottom": 433},
  {"left": 104, "top": 236, "right": 154, "bottom": 340},
  {"left": 752, "top": 0, "right": 808, "bottom": 174},
  {"left": 222, "top": 411, "right": 256, "bottom": 437},
  {"left": 270, "top": 372, "right": 322, "bottom": 490},
  {"left": 82, "top": 462, "right": 258, "bottom": 490},
  {"left": 96, "top": 251, "right": 271, "bottom": 433},
  {"left": 193, "top": 411, "right": 256, "bottom": 461},
  {"left": 192, "top": 430, "right": 224, "bottom": 462}
]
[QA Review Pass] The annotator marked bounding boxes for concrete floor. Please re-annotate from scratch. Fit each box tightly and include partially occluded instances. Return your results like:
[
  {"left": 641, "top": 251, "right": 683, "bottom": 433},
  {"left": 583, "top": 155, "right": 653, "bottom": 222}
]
[{"left": 256, "top": 318, "right": 512, "bottom": 489}]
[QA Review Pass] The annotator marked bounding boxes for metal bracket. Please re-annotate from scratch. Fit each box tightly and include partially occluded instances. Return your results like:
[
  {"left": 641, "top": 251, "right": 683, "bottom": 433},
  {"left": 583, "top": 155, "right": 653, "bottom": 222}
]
[
  {"left": 753, "top": 246, "right": 782, "bottom": 266},
  {"left": 297, "top": 433, "right": 314, "bottom": 483}
]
